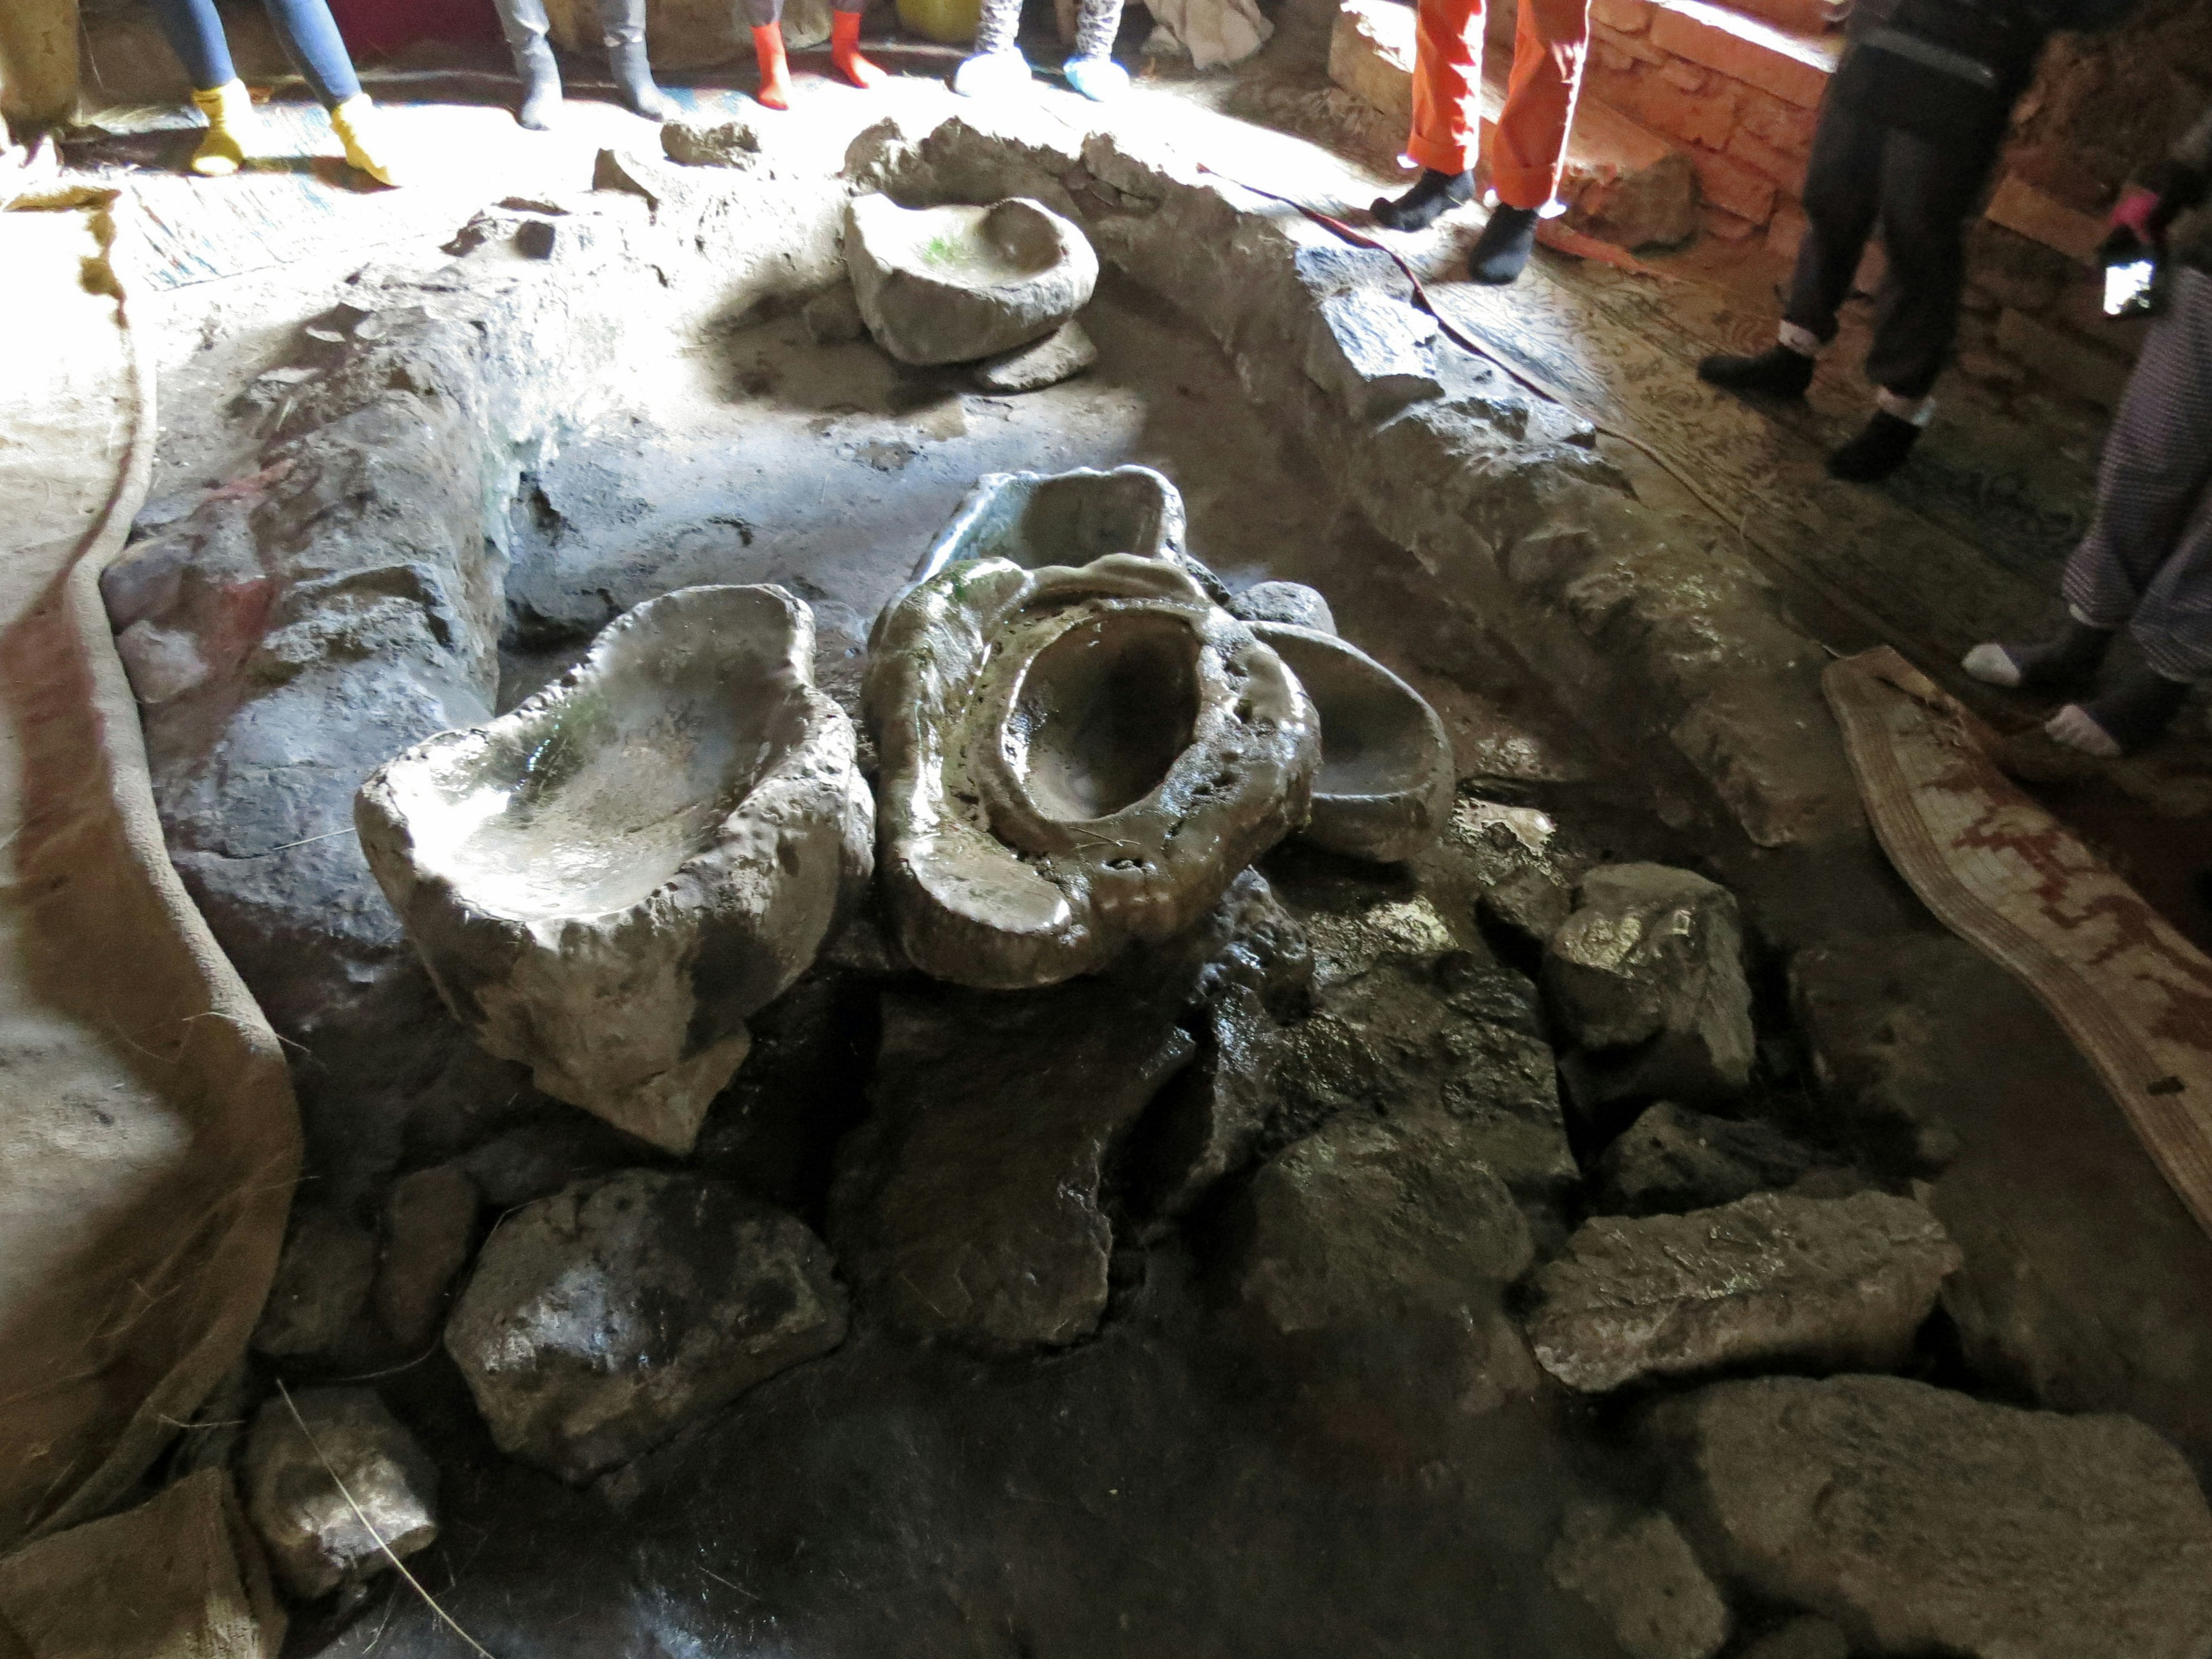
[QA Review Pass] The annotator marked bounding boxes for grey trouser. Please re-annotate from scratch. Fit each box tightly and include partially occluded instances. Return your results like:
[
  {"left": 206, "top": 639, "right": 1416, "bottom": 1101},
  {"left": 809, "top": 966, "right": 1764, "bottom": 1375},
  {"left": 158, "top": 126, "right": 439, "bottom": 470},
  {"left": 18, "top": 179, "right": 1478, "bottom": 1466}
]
[
  {"left": 1783, "top": 94, "right": 2001, "bottom": 401},
  {"left": 2061, "top": 266, "right": 2212, "bottom": 683},
  {"left": 974, "top": 0, "right": 1122, "bottom": 56}
]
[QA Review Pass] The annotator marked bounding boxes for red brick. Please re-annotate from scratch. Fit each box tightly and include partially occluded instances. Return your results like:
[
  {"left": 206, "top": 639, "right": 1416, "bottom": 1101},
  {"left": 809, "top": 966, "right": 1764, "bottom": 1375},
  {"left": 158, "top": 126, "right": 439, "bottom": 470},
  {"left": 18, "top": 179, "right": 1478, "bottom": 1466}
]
[
  {"left": 1983, "top": 173, "right": 2103, "bottom": 265},
  {"left": 1628, "top": 71, "right": 1738, "bottom": 150},
  {"left": 1649, "top": 0, "right": 1835, "bottom": 109},
  {"left": 1592, "top": 0, "right": 1654, "bottom": 33},
  {"left": 1767, "top": 199, "right": 1809, "bottom": 262},
  {"left": 1702, "top": 204, "right": 1759, "bottom": 239},
  {"left": 1726, "top": 121, "right": 1804, "bottom": 192},
  {"left": 2002, "top": 142, "right": 2112, "bottom": 215},
  {"left": 1592, "top": 37, "right": 1649, "bottom": 74},
  {"left": 1691, "top": 144, "right": 1778, "bottom": 223},
  {"left": 1734, "top": 86, "right": 1817, "bottom": 160},
  {"left": 1660, "top": 58, "right": 1709, "bottom": 91},
  {"left": 1593, "top": 22, "right": 1668, "bottom": 66}
]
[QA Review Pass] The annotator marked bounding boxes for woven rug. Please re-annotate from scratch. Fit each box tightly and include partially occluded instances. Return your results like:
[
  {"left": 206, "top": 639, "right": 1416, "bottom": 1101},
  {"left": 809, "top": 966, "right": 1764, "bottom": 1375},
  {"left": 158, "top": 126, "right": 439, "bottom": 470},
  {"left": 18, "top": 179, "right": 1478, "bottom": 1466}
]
[{"left": 1825, "top": 647, "right": 2212, "bottom": 1235}]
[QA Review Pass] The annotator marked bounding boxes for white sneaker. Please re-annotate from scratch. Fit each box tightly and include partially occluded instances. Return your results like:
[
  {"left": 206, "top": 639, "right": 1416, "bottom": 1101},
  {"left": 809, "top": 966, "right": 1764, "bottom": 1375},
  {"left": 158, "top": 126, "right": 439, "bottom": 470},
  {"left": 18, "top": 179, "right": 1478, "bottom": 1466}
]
[
  {"left": 1062, "top": 54, "right": 1130, "bottom": 101},
  {"left": 1960, "top": 642, "right": 2022, "bottom": 688}
]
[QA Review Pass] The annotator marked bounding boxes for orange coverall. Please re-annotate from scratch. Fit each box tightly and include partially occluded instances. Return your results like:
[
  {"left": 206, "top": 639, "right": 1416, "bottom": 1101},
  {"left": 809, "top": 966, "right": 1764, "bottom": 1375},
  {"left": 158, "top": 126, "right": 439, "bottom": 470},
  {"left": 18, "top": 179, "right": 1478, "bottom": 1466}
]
[{"left": 1407, "top": 0, "right": 1592, "bottom": 211}]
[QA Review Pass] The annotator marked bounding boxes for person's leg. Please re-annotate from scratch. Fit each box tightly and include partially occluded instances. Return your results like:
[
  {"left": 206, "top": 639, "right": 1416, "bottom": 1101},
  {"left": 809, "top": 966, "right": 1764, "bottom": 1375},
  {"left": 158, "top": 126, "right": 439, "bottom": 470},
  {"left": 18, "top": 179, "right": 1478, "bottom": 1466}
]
[
  {"left": 1063, "top": 0, "right": 1128, "bottom": 100},
  {"left": 260, "top": 0, "right": 360, "bottom": 104},
  {"left": 493, "top": 0, "right": 563, "bottom": 128},
  {"left": 746, "top": 0, "right": 793, "bottom": 108},
  {"left": 1828, "top": 121, "right": 1999, "bottom": 480},
  {"left": 597, "top": 0, "right": 675, "bottom": 118},
  {"left": 832, "top": 0, "right": 886, "bottom": 89},
  {"left": 1373, "top": 0, "right": 1483, "bottom": 232},
  {"left": 956, "top": 0, "right": 1032, "bottom": 96},
  {"left": 147, "top": 0, "right": 235, "bottom": 88},
  {"left": 1464, "top": 0, "right": 1589, "bottom": 282},
  {"left": 1701, "top": 96, "right": 1883, "bottom": 398}
]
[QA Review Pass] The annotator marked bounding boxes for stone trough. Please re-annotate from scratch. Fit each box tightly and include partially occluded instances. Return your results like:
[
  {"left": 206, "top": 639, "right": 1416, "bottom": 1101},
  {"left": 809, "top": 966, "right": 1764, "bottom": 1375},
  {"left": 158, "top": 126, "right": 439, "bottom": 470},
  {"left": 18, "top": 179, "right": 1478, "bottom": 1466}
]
[
  {"left": 356, "top": 584, "right": 872, "bottom": 1155},
  {"left": 843, "top": 193, "right": 1100, "bottom": 366}
]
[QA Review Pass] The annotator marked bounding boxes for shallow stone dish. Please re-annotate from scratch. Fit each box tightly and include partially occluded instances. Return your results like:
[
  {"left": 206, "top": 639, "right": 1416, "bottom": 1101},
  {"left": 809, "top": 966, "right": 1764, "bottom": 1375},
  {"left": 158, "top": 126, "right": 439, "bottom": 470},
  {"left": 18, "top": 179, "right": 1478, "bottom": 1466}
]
[
  {"left": 908, "top": 464, "right": 1188, "bottom": 585},
  {"left": 867, "top": 554, "right": 1319, "bottom": 988},
  {"left": 844, "top": 193, "right": 1100, "bottom": 366},
  {"left": 1250, "top": 622, "right": 1452, "bottom": 863},
  {"left": 356, "top": 585, "right": 873, "bottom": 1154}
]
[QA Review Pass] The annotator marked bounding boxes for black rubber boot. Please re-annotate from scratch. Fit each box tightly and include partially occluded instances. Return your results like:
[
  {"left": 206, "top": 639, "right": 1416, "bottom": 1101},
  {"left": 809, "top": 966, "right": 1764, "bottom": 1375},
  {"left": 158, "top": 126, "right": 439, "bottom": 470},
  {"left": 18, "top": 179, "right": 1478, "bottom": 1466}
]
[
  {"left": 1961, "top": 618, "right": 2115, "bottom": 693},
  {"left": 1827, "top": 410, "right": 1922, "bottom": 482},
  {"left": 1371, "top": 169, "right": 1473, "bottom": 232},
  {"left": 1468, "top": 203, "right": 1540, "bottom": 284},
  {"left": 495, "top": 0, "right": 565, "bottom": 129},
  {"left": 2047, "top": 666, "right": 2192, "bottom": 757},
  {"left": 1697, "top": 342, "right": 1815, "bottom": 399},
  {"left": 600, "top": 0, "right": 675, "bottom": 120}
]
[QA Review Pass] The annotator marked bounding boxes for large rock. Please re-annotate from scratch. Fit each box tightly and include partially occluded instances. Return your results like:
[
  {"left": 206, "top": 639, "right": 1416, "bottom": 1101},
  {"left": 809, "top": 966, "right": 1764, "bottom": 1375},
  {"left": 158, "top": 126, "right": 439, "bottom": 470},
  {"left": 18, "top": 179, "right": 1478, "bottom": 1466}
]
[
  {"left": 1789, "top": 935, "right": 1967, "bottom": 1173},
  {"left": 1269, "top": 873, "right": 1578, "bottom": 1196},
  {"left": 1594, "top": 1101, "right": 1821, "bottom": 1217},
  {"left": 1228, "top": 580, "right": 1335, "bottom": 635},
  {"left": 241, "top": 1388, "right": 438, "bottom": 1600},
  {"left": 1544, "top": 863, "right": 1756, "bottom": 1108},
  {"left": 1526, "top": 1191, "right": 1961, "bottom": 1392},
  {"left": 865, "top": 551, "right": 1318, "bottom": 989},
  {"left": 373, "top": 1164, "right": 480, "bottom": 1350},
  {"left": 251, "top": 1205, "right": 378, "bottom": 1362},
  {"left": 1225, "top": 1109, "right": 1541, "bottom": 1440},
  {"left": 972, "top": 319, "right": 1097, "bottom": 393},
  {"left": 843, "top": 194, "right": 1099, "bottom": 367},
  {"left": 831, "top": 978, "right": 1198, "bottom": 1352},
  {"left": 1302, "top": 287, "right": 1443, "bottom": 422},
  {"left": 445, "top": 1171, "right": 848, "bottom": 1482},
  {"left": 1547, "top": 1502, "right": 1732, "bottom": 1659},
  {"left": 1652, "top": 1374, "right": 2212, "bottom": 1659},
  {"left": 907, "top": 463, "right": 1206, "bottom": 592},
  {"left": 358, "top": 585, "right": 873, "bottom": 1156}
]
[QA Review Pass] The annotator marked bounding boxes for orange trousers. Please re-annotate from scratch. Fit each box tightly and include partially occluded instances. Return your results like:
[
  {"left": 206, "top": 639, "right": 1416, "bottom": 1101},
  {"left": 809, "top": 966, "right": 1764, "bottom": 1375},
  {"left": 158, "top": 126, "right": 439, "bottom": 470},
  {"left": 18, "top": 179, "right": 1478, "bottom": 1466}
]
[{"left": 1408, "top": 0, "right": 1592, "bottom": 211}]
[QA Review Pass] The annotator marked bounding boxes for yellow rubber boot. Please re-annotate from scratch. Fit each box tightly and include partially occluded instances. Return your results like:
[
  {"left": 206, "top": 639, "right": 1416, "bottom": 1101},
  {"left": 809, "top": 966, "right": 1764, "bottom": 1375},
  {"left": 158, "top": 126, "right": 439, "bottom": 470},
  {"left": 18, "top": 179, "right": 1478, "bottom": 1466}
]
[
  {"left": 328, "top": 94, "right": 405, "bottom": 186},
  {"left": 188, "top": 79, "right": 263, "bottom": 176}
]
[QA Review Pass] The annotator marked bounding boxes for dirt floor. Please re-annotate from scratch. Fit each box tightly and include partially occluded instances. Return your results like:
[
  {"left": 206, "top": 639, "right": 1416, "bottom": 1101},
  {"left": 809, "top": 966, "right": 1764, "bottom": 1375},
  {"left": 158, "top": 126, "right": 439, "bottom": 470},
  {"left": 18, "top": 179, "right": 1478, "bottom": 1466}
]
[{"left": 33, "top": 5, "right": 2212, "bottom": 1655}]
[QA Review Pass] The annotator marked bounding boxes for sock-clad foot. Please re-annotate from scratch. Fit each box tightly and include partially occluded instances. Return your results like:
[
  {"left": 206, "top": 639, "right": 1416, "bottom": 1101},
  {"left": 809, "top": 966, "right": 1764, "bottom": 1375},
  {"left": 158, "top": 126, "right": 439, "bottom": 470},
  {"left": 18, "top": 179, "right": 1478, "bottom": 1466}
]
[
  {"left": 832, "top": 10, "right": 885, "bottom": 87},
  {"left": 2046, "top": 667, "right": 2191, "bottom": 757},
  {"left": 1468, "top": 203, "right": 1539, "bottom": 284},
  {"left": 953, "top": 49, "right": 1033, "bottom": 97},
  {"left": 1370, "top": 168, "right": 1471, "bottom": 232},
  {"left": 329, "top": 94, "right": 404, "bottom": 185},
  {"left": 1063, "top": 54, "right": 1129, "bottom": 100},
  {"left": 515, "top": 42, "right": 563, "bottom": 129},
  {"left": 188, "top": 79, "right": 263, "bottom": 176},
  {"left": 609, "top": 42, "right": 675, "bottom": 119},
  {"left": 1698, "top": 342, "right": 1814, "bottom": 399},
  {"left": 1827, "top": 410, "right": 1921, "bottom": 482},
  {"left": 1961, "top": 618, "right": 2113, "bottom": 692},
  {"left": 752, "top": 24, "right": 793, "bottom": 108}
]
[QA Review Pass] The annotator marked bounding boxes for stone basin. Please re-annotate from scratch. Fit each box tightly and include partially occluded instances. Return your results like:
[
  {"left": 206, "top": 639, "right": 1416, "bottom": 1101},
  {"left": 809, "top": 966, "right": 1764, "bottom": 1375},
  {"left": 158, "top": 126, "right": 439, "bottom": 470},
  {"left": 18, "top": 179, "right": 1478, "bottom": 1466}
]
[
  {"left": 843, "top": 194, "right": 1100, "bottom": 367},
  {"left": 355, "top": 584, "right": 873, "bottom": 1154},
  {"left": 911, "top": 464, "right": 1188, "bottom": 584},
  {"left": 867, "top": 554, "right": 1319, "bottom": 989},
  {"left": 1251, "top": 622, "right": 1453, "bottom": 863}
]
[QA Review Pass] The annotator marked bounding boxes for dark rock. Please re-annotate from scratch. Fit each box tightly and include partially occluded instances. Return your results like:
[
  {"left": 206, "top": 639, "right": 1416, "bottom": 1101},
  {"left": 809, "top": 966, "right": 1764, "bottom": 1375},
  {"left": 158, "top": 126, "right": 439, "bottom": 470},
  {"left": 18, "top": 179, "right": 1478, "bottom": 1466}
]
[
  {"left": 1594, "top": 1102, "right": 1819, "bottom": 1217},
  {"left": 241, "top": 1388, "right": 438, "bottom": 1600},
  {"left": 1734, "top": 1618, "right": 1849, "bottom": 1659},
  {"left": 373, "top": 1164, "right": 480, "bottom": 1350},
  {"left": 1651, "top": 1374, "right": 2212, "bottom": 1659},
  {"left": 1544, "top": 863, "right": 1755, "bottom": 1111},
  {"left": 1546, "top": 1501, "right": 1731, "bottom": 1659},
  {"left": 1228, "top": 580, "right": 1336, "bottom": 635},
  {"left": 457, "top": 1113, "right": 658, "bottom": 1209},
  {"left": 251, "top": 1205, "right": 378, "bottom": 1362},
  {"left": 1527, "top": 1191, "right": 1960, "bottom": 1392},
  {"left": 1268, "top": 868, "right": 1577, "bottom": 1196},
  {"left": 1224, "top": 1110, "right": 1541, "bottom": 1453},
  {"left": 1477, "top": 865, "right": 1574, "bottom": 956},
  {"left": 830, "top": 979, "right": 1196, "bottom": 1353},
  {"left": 445, "top": 1170, "right": 847, "bottom": 1482}
]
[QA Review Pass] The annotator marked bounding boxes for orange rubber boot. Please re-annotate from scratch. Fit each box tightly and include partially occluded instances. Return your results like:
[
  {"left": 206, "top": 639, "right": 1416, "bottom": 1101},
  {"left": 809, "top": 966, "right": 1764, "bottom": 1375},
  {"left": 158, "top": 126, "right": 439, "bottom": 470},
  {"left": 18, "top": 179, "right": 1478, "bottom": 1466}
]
[
  {"left": 752, "top": 24, "right": 793, "bottom": 109},
  {"left": 831, "top": 9, "right": 885, "bottom": 88}
]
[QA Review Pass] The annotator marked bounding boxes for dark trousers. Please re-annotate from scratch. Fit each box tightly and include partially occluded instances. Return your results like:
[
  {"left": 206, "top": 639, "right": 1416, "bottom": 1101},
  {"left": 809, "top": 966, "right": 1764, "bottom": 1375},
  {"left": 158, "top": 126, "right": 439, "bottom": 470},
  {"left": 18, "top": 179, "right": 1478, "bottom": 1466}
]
[
  {"left": 1783, "top": 94, "right": 2002, "bottom": 400},
  {"left": 149, "top": 0, "right": 360, "bottom": 105}
]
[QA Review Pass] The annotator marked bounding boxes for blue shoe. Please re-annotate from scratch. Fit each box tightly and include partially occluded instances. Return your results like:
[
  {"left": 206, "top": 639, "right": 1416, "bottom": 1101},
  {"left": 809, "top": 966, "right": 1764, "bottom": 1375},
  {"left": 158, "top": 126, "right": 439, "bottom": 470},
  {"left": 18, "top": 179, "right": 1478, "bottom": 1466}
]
[
  {"left": 1062, "top": 54, "right": 1130, "bottom": 100},
  {"left": 953, "top": 50, "right": 1034, "bottom": 97}
]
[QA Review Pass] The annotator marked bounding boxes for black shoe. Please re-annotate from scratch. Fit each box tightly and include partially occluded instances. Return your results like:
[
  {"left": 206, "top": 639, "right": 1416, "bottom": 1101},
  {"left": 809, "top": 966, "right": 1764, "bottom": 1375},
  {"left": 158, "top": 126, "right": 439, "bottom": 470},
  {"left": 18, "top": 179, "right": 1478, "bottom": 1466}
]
[
  {"left": 1468, "top": 204, "right": 1539, "bottom": 284},
  {"left": 1371, "top": 169, "right": 1473, "bottom": 232},
  {"left": 1696, "top": 343, "right": 1815, "bottom": 399},
  {"left": 1827, "top": 410, "right": 1922, "bottom": 482}
]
